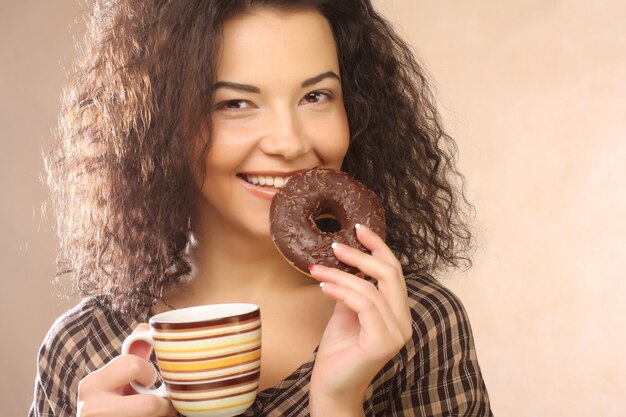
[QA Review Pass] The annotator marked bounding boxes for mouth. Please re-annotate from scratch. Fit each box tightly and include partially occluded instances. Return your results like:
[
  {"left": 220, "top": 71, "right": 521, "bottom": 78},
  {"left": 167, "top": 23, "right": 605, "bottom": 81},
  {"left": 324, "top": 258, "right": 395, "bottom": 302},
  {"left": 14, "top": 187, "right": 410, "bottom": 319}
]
[
  {"left": 237, "top": 170, "right": 309, "bottom": 200},
  {"left": 238, "top": 173, "right": 293, "bottom": 189},
  {"left": 237, "top": 169, "right": 311, "bottom": 189}
]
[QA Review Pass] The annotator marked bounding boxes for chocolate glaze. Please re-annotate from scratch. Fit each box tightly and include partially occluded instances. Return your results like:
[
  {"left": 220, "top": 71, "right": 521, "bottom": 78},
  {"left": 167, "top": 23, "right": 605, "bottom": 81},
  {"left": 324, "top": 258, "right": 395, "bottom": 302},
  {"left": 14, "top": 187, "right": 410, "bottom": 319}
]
[{"left": 269, "top": 168, "right": 386, "bottom": 275}]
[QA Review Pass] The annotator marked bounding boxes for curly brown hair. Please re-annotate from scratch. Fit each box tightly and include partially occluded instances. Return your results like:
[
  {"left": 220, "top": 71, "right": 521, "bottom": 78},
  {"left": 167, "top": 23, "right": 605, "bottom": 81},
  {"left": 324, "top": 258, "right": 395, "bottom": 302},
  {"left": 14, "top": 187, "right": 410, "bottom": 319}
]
[{"left": 49, "top": 0, "right": 473, "bottom": 314}]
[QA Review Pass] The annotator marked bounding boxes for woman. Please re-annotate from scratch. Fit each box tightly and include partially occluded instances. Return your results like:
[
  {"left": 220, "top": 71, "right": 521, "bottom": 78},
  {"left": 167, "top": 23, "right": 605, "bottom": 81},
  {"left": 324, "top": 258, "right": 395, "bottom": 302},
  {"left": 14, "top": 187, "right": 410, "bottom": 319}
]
[{"left": 30, "top": 1, "right": 493, "bottom": 416}]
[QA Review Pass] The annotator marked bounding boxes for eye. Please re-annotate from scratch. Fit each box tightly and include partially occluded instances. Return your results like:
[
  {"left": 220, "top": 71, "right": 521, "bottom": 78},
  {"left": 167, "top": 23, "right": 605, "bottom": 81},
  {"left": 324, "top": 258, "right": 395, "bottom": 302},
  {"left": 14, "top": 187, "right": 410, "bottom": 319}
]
[
  {"left": 300, "top": 91, "right": 332, "bottom": 105},
  {"left": 215, "top": 99, "right": 254, "bottom": 110}
]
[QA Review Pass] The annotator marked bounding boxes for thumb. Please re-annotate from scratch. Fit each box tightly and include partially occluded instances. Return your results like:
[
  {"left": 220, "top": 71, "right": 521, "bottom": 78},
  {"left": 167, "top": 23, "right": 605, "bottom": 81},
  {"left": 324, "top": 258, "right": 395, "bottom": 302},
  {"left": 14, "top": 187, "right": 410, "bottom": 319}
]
[{"left": 127, "top": 323, "right": 153, "bottom": 361}]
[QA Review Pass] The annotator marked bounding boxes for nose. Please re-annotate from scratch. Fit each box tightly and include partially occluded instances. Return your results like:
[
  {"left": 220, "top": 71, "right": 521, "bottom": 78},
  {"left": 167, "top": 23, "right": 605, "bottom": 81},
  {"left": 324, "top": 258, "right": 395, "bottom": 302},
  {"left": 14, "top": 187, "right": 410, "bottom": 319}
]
[{"left": 258, "top": 107, "right": 312, "bottom": 160}]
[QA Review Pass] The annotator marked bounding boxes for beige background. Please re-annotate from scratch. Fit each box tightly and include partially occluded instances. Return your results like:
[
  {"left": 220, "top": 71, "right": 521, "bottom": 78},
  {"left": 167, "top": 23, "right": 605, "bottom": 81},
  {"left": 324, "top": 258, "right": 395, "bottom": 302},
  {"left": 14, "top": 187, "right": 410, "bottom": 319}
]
[{"left": 2, "top": 0, "right": 625, "bottom": 416}]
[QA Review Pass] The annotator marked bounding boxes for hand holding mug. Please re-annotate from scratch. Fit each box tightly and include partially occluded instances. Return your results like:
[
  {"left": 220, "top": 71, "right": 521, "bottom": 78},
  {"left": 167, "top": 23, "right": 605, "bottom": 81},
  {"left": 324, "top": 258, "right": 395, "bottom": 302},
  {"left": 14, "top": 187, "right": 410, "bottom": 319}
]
[
  {"left": 76, "top": 323, "right": 177, "bottom": 417},
  {"left": 122, "top": 304, "right": 262, "bottom": 417}
]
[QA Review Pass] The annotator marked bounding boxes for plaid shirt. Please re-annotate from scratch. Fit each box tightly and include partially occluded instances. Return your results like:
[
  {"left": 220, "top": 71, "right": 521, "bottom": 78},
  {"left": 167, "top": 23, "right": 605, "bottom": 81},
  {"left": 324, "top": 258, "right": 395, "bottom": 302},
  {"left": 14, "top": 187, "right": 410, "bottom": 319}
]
[{"left": 29, "top": 275, "right": 493, "bottom": 416}]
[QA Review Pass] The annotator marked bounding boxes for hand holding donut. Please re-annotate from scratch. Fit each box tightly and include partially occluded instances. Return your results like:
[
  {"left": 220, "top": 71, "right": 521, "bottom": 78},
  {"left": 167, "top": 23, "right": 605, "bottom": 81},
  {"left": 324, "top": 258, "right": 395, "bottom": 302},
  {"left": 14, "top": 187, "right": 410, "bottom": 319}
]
[
  {"left": 269, "top": 169, "right": 412, "bottom": 416},
  {"left": 308, "top": 224, "right": 413, "bottom": 416}
]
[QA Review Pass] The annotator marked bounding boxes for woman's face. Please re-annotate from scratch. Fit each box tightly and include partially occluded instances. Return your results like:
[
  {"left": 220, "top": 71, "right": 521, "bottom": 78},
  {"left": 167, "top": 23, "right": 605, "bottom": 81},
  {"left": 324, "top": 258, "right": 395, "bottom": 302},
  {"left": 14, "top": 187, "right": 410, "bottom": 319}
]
[{"left": 196, "top": 8, "right": 350, "bottom": 238}]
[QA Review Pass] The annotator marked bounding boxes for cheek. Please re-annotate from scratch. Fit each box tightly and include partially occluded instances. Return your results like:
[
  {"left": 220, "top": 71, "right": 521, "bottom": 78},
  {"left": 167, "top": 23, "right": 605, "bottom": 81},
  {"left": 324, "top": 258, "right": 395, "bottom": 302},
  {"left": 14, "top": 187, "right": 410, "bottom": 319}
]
[
  {"left": 317, "top": 112, "right": 350, "bottom": 163},
  {"left": 208, "top": 118, "right": 260, "bottom": 162},
  {"left": 325, "top": 133, "right": 349, "bottom": 164},
  {"left": 195, "top": 142, "right": 240, "bottom": 200},
  {"left": 203, "top": 129, "right": 249, "bottom": 174}
]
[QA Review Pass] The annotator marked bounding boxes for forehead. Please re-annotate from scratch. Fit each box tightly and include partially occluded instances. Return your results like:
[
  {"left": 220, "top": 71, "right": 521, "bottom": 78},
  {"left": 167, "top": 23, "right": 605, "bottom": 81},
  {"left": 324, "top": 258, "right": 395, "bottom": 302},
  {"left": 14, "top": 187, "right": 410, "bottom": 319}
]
[{"left": 216, "top": 8, "right": 340, "bottom": 82}]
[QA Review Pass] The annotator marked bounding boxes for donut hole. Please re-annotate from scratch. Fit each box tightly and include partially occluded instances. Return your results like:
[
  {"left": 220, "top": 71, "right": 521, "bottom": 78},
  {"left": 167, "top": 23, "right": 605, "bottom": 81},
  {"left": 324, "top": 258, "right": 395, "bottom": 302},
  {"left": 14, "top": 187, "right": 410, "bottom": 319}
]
[
  {"left": 312, "top": 202, "right": 345, "bottom": 234},
  {"left": 315, "top": 215, "right": 342, "bottom": 233}
]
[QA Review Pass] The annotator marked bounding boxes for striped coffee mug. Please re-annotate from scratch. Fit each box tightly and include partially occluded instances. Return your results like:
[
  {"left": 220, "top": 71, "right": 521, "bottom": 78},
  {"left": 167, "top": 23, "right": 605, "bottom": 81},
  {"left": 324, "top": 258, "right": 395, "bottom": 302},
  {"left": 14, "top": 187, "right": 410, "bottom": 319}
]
[{"left": 122, "top": 304, "right": 261, "bottom": 417}]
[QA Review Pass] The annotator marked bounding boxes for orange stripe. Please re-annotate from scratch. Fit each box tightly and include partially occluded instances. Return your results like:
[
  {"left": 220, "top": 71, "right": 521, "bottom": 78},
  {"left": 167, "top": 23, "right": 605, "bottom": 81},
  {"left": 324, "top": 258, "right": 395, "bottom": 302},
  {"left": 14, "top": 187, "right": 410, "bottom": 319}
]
[
  {"left": 159, "top": 350, "right": 260, "bottom": 372},
  {"left": 162, "top": 358, "right": 260, "bottom": 375},
  {"left": 157, "top": 342, "right": 261, "bottom": 360}
]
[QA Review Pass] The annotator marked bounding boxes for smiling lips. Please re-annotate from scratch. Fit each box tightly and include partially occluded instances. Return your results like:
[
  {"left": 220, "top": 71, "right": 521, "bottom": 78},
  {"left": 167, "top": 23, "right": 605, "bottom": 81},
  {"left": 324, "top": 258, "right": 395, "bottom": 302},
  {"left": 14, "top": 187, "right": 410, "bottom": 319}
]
[
  {"left": 242, "top": 174, "right": 293, "bottom": 188},
  {"left": 238, "top": 170, "right": 307, "bottom": 200}
]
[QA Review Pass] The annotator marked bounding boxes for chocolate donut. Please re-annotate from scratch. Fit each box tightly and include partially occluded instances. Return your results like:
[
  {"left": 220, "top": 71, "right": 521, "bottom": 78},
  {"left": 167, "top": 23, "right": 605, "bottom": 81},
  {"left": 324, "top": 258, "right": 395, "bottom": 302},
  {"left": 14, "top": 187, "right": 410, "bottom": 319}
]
[{"left": 269, "top": 168, "right": 386, "bottom": 275}]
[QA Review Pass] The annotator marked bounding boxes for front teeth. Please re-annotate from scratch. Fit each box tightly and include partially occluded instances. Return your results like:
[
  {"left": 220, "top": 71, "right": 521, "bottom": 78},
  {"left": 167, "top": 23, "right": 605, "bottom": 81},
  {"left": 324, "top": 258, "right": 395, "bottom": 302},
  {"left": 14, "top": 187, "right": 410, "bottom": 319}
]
[{"left": 245, "top": 174, "right": 292, "bottom": 188}]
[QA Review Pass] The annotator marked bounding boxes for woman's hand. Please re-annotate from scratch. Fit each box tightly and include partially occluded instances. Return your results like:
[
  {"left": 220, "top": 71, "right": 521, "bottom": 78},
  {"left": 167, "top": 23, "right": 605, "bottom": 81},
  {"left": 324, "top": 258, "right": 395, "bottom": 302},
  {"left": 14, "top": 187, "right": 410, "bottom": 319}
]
[
  {"left": 76, "top": 324, "right": 177, "bottom": 417},
  {"left": 308, "top": 224, "right": 413, "bottom": 417}
]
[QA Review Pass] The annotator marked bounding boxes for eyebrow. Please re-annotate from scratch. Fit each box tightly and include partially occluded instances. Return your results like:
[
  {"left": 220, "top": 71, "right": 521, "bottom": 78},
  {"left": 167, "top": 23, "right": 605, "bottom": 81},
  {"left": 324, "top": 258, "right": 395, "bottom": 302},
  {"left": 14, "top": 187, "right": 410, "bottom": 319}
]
[
  {"left": 212, "top": 71, "right": 341, "bottom": 94},
  {"left": 302, "top": 71, "right": 341, "bottom": 88},
  {"left": 211, "top": 81, "right": 260, "bottom": 94}
]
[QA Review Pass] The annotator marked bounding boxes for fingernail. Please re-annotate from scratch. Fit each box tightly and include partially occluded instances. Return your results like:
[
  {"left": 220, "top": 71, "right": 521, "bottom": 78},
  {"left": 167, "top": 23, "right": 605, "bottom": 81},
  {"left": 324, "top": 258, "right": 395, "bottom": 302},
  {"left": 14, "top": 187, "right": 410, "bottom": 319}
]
[
  {"left": 355, "top": 223, "right": 369, "bottom": 231},
  {"left": 309, "top": 264, "right": 328, "bottom": 272},
  {"left": 331, "top": 242, "right": 348, "bottom": 251},
  {"left": 319, "top": 282, "right": 336, "bottom": 290}
]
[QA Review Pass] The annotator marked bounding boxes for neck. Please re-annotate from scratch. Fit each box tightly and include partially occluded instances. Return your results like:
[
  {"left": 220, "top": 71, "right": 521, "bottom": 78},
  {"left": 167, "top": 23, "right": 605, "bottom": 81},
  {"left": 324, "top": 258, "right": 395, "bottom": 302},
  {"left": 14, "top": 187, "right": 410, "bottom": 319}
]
[{"left": 171, "top": 220, "right": 312, "bottom": 307}]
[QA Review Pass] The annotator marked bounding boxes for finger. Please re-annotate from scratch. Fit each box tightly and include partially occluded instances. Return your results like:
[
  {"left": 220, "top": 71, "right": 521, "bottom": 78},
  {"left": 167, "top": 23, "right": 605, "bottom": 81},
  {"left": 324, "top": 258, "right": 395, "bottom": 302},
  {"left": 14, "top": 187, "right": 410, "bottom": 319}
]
[
  {"left": 335, "top": 224, "right": 403, "bottom": 280},
  {"left": 121, "top": 324, "right": 159, "bottom": 395},
  {"left": 118, "top": 394, "right": 177, "bottom": 417},
  {"left": 319, "top": 281, "right": 405, "bottom": 356},
  {"left": 87, "top": 353, "right": 159, "bottom": 392},
  {"left": 82, "top": 393, "right": 177, "bottom": 417},
  {"left": 331, "top": 242, "right": 408, "bottom": 316},
  {"left": 311, "top": 265, "right": 399, "bottom": 336},
  {"left": 355, "top": 223, "right": 401, "bottom": 268},
  {"left": 332, "top": 240, "right": 401, "bottom": 282},
  {"left": 128, "top": 323, "right": 154, "bottom": 362}
]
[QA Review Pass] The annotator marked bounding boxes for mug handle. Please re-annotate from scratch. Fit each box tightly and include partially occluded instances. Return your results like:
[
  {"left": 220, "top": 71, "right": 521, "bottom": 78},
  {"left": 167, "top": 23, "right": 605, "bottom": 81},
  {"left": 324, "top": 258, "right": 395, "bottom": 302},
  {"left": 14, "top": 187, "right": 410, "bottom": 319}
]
[{"left": 121, "top": 330, "right": 169, "bottom": 397}]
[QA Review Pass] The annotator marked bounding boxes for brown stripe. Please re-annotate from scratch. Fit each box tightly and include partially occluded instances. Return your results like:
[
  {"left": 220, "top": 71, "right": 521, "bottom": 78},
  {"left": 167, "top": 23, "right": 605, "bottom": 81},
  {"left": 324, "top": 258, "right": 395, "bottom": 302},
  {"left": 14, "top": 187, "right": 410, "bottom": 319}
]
[
  {"left": 152, "top": 310, "right": 259, "bottom": 331},
  {"left": 167, "top": 370, "right": 260, "bottom": 392},
  {"left": 154, "top": 324, "right": 261, "bottom": 342},
  {"left": 170, "top": 386, "right": 258, "bottom": 402},
  {"left": 154, "top": 316, "right": 260, "bottom": 334},
  {"left": 166, "top": 374, "right": 259, "bottom": 392},
  {"left": 164, "top": 367, "right": 260, "bottom": 384},
  {"left": 159, "top": 346, "right": 260, "bottom": 363},
  {"left": 163, "top": 364, "right": 260, "bottom": 381}
]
